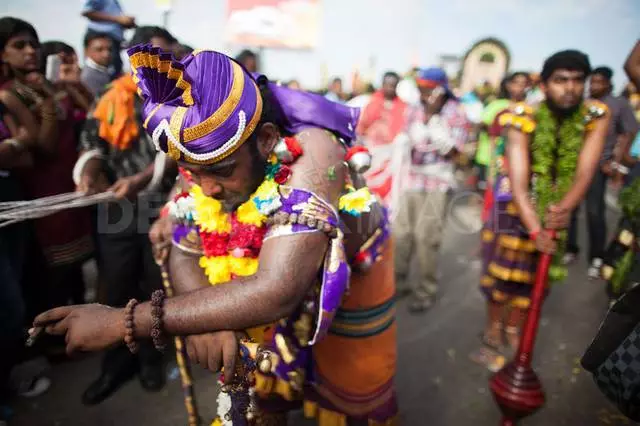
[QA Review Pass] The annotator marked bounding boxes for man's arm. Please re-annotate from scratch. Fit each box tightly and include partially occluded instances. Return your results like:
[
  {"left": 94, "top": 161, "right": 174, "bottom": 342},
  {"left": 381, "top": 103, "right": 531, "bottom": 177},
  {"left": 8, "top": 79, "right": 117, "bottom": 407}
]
[
  {"left": 624, "top": 40, "right": 640, "bottom": 89},
  {"left": 506, "top": 128, "right": 540, "bottom": 233},
  {"left": 134, "top": 128, "right": 347, "bottom": 336}
]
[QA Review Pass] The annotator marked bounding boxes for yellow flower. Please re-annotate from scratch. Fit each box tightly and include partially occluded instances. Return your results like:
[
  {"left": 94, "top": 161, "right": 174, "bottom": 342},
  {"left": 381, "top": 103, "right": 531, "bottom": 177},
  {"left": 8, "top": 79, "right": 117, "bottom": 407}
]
[
  {"left": 268, "top": 153, "right": 278, "bottom": 165},
  {"left": 339, "top": 187, "right": 374, "bottom": 215},
  {"left": 236, "top": 198, "right": 265, "bottom": 226},
  {"left": 229, "top": 256, "right": 259, "bottom": 277},
  {"left": 199, "top": 255, "right": 232, "bottom": 285},
  {"left": 192, "top": 185, "right": 231, "bottom": 233}
]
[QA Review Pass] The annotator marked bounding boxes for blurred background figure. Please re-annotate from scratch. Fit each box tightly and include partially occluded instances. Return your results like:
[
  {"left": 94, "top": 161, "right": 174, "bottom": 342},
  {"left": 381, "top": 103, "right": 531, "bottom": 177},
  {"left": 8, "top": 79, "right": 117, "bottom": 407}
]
[
  {"left": 172, "top": 43, "right": 193, "bottom": 60},
  {"left": 81, "top": 31, "right": 113, "bottom": 96},
  {"left": 357, "top": 71, "right": 407, "bottom": 210},
  {"left": 565, "top": 66, "right": 639, "bottom": 278},
  {"left": 234, "top": 48, "right": 258, "bottom": 73},
  {"left": 286, "top": 79, "right": 301, "bottom": 90},
  {"left": 81, "top": 0, "right": 136, "bottom": 78},
  {"left": 325, "top": 76, "right": 344, "bottom": 103}
]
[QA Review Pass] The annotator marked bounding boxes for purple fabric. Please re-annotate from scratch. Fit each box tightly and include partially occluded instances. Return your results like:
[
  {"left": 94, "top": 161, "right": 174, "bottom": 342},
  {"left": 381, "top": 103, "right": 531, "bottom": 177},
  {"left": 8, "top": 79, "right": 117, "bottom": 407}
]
[
  {"left": 257, "top": 76, "right": 360, "bottom": 143},
  {"left": 128, "top": 45, "right": 261, "bottom": 158},
  {"left": 264, "top": 187, "right": 351, "bottom": 384},
  {"left": 128, "top": 45, "right": 361, "bottom": 163}
]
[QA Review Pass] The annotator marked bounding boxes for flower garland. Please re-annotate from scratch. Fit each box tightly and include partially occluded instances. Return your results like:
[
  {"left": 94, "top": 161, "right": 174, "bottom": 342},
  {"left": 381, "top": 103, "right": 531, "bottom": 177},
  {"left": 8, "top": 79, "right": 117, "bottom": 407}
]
[
  {"left": 530, "top": 102, "right": 586, "bottom": 281},
  {"left": 193, "top": 155, "right": 285, "bottom": 285}
]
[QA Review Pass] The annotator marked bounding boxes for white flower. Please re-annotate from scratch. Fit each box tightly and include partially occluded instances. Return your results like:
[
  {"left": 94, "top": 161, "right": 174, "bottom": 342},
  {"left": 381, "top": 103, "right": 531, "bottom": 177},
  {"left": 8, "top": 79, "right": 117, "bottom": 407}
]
[{"left": 216, "top": 390, "right": 233, "bottom": 426}]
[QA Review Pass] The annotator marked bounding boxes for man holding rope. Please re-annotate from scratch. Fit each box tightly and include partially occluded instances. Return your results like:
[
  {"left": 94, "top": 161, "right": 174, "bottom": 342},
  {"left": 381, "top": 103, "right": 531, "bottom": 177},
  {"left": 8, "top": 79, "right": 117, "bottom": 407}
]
[
  {"left": 33, "top": 45, "right": 397, "bottom": 425},
  {"left": 73, "top": 27, "right": 177, "bottom": 405}
]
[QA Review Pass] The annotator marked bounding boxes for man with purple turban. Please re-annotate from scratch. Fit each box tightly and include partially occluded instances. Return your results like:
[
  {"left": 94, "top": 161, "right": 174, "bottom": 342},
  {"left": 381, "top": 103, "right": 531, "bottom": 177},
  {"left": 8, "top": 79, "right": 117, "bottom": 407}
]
[{"left": 33, "top": 45, "right": 398, "bottom": 425}]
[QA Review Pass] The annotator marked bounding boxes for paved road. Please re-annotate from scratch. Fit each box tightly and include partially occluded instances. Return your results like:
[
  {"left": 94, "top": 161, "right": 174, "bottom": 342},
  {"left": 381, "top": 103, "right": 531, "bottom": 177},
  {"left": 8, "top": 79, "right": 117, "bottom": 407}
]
[{"left": 10, "top": 203, "right": 638, "bottom": 426}]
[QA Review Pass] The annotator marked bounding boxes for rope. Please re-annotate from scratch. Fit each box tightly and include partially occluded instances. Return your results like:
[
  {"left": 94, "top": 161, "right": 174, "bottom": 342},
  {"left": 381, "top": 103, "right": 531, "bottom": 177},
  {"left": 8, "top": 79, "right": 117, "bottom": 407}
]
[{"left": 0, "top": 192, "right": 116, "bottom": 229}]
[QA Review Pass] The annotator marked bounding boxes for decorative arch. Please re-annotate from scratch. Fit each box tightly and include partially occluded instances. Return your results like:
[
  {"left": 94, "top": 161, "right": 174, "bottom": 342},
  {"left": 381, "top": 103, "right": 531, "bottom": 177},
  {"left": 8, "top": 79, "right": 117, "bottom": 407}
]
[{"left": 459, "top": 37, "right": 511, "bottom": 94}]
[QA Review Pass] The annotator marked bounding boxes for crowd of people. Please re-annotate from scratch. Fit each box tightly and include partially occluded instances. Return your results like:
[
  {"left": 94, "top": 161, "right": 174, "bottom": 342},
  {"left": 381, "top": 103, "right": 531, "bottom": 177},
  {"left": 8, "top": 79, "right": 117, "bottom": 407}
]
[{"left": 1, "top": 1, "right": 639, "bottom": 425}]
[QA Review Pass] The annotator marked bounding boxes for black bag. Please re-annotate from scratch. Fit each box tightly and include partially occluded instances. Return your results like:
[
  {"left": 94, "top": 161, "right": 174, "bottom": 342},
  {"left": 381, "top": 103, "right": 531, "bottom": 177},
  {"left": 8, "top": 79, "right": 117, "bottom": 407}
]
[{"left": 582, "top": 284, "right": 640, "bottom": 421}]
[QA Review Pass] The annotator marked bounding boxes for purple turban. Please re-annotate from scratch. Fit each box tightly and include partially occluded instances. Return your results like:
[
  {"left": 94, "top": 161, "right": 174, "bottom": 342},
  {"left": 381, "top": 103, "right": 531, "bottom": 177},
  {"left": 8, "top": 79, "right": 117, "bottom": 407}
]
[{"left": 128, "top": 45, "right": 360, "bottom": 165}]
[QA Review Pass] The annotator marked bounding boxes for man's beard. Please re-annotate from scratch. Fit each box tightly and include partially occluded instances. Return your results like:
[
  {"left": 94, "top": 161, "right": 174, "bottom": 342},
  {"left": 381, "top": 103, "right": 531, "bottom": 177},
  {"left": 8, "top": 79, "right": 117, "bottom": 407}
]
[
  {"left": 221, "top": 150, "right": 267, "bottom": 213},
  {"left": 546, "top": 95, "right": 583, "bottom": 117}
]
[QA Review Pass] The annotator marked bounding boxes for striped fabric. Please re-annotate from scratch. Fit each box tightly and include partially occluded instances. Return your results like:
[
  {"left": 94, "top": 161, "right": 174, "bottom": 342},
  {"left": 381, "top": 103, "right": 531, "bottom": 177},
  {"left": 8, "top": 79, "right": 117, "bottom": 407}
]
[{"left": 330, "top": 298, "right": 396, "bottom": 338}]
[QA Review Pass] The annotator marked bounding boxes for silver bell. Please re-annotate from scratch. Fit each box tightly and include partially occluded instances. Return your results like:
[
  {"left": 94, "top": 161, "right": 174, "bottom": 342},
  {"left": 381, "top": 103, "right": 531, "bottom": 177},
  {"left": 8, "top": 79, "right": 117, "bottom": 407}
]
[
  {"left": 347, "top": 151, "right": 372, "bottom": 174},
  {"left": 273, "top": 138, "right": 294, "bottom": 164}
]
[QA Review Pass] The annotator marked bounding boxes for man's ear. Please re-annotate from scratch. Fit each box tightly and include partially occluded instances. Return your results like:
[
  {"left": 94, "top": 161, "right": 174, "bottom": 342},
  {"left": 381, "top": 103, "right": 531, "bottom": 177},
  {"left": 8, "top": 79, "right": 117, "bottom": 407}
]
[{"left": 256, "top": 122, "right": 279, "bottom": 158}]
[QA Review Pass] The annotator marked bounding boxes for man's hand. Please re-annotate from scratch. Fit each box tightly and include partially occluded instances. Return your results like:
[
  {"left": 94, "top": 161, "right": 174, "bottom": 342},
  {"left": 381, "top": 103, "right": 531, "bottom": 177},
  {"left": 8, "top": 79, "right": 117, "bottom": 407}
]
[
  {"left": 149, "top": 215, "right": 173, "bottom": 262},
  {"left": 535, "top": 230, "right": 557, "bottom": 255},
  {"left": 109, "top": 174, "right": 147, "bottom": 200},
  {"left": 77, "top": 171, "right": 109, "bottom": 195},
  {"left": 33, "top": 304, "right": 125, "bottom": 355},
  {"left": 117, "top": 15, "right": 136, "bottom": 28},
  {"left": 185, "top": 331, "right": 240, "bottom": 383},
  {"left": 545, "top": 204, "right": 571, "bottom": 230}
]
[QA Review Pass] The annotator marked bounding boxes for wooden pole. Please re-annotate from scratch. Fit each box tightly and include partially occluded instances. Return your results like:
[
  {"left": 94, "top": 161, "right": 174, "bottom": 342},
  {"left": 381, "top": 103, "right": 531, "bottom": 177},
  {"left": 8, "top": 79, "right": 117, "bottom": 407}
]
[
  {"left": 489, "top": 231, "right": 555, "bottom": 424},
  {"left": 155, "top": 247, "right": 200, "bottom": 426}
]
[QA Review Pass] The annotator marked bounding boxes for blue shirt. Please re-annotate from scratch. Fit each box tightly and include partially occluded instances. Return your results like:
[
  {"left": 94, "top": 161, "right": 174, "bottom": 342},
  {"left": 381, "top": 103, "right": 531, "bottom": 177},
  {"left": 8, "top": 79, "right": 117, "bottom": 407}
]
[{"left": 83, "top": 0, "right": 125, "bottom": 41}]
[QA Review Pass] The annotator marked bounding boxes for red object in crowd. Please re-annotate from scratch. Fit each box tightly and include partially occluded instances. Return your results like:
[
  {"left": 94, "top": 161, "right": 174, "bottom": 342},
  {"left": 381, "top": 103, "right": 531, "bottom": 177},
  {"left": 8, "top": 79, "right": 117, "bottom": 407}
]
[{"left": 344, "top": 145, "right": 369, "bottom": 161}]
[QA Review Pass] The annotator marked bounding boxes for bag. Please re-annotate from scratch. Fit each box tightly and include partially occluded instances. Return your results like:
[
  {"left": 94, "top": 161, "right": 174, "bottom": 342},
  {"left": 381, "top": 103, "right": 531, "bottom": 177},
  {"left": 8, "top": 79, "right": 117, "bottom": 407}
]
[{"left": 582, "top": 284, "right": 640, "bottom": 421}]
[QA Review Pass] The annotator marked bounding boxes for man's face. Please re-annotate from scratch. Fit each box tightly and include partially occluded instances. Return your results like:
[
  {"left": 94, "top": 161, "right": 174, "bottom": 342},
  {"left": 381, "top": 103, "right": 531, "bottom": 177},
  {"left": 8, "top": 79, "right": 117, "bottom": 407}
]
[
  {"left": 589, "top": 74, "right": 611, "bottom": 99},
  {"left": 179, "top": 140, "right": 266, "bottom": 213},
  {"left": 85, "top": 37, "right": 112, "bottom": 67},
  {"left": 541, "top": 70, "right": 586, "bottom": 111},
  {"left": 150, "top": 36, "right": 172, "bottom": 51},
  {"left": 2, "top": 32, "right": 40, "bottom": 73},
  {"left": 382, "top": 76, "right": 399, "bottom": 100},
  {"left": 330, "top": 80, "right": 342, "bottom": 94},
  {"left": 419, "top": 84, "right": 446, "bottom": 112},
  {"left": 507, "top": 75, "right": 528, "bottom": 102}
]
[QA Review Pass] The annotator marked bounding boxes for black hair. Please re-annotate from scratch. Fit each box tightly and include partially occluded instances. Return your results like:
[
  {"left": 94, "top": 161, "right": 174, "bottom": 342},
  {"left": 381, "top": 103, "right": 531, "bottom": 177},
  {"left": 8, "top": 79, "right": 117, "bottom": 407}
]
[
  {"left": 330, "top": 77, "right": 342, "bottom": 85},
  {"left": 508, "top": 71, "right": 530, "bottom": 83},
  {"left": 0, "top": 17, "right": 39, "bottom": 52},
  {"left": 83, "top": 30, "right": 112, "bottom": 49},
  {"left": 591, "top": 66, "right": 614, "bottom": 82},
  {"left": 235, "top": 49, "right": 257, "bottom": 64},
  {"left": 39, "top": 40, "right": 76, "bottom": 73},
  {"left": 383, "top": 71, "right": 400, "bottom": 82},
  {"left": 541, "top": 50, "right": 591, "bottom": 82},
  {"left": 127, "top": 26, "right": 176, "bottom": 48}
]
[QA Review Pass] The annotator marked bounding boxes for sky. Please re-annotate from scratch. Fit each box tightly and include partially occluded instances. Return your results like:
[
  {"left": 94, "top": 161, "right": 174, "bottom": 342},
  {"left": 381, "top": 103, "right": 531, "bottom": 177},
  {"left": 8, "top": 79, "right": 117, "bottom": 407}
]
[{"left": 2, "top": 0, "right": 639, "bottom": 91}]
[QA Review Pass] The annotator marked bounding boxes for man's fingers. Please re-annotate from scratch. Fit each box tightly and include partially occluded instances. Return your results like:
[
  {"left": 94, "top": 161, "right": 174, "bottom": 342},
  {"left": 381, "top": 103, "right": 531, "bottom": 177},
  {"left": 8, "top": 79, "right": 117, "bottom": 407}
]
[
  {"left": 207, "top": 341, "right": 222, "bottom": 373},
  {"left": 34, "top": 306, "right": 76, "bottom": 327},
  {"left": 222, "top": 338, "right": 237, "bottom": 385},
  {"left": 45, "top": 315, "right": 70, "bottom": 336}
]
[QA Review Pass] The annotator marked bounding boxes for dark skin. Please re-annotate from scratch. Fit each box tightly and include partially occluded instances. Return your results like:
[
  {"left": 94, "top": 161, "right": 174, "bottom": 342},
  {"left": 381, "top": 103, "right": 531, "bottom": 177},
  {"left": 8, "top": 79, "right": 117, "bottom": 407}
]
[
  {"left": 82, "top": 10, "right": 136, "bottom": 29},
  {"left": 506, "top": 75, "right": 529, "bottom": 103},
  {"left": 33, "top": 125, "right": 383, "bottom": 376},
  {"left": 507, "top": 69, "right": 610, "bottom": 254},
  {"left": 2, "top": 32, "right": 59, "bottom": 156},
  {"left": 624, "top": 40, "right": 640, "bottom": 90},
  {"left": 381, "top": 75, "right": 399, "bottom": 101}
]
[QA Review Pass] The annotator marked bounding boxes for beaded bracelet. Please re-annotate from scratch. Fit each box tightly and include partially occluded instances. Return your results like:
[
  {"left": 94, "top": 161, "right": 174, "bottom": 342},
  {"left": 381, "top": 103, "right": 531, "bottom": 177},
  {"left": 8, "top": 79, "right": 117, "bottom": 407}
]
[
  {"left": 150, "top": 289, "right": 167, "bottom": 352},
  {"left": 124, "top": 299, "right": 139, "bottom": 354}
]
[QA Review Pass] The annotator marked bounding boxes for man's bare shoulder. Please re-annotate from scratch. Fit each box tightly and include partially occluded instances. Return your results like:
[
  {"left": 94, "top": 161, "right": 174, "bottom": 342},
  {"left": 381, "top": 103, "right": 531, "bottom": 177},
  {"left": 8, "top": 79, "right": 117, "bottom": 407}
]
[{"left": 287, "top": 128, "right": 347, "bottom": 205}]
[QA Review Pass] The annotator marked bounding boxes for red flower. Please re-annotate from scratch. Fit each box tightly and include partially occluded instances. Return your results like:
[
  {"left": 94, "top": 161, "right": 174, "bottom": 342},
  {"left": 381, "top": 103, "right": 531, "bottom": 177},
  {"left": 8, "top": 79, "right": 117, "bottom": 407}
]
[
  {"left": 274, "top": 165, "right": 292, "bottom": 184},
  {"left": 178, "top": 167, "right": 194, "bottom": 183},
  {"left": 284, "top": 137, "right": 303, "bottom": 160},
  {"left": 201, "top": 231, "right": 229, "bottom": 257}
]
